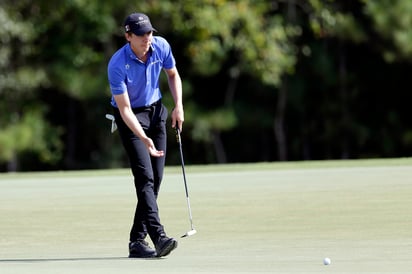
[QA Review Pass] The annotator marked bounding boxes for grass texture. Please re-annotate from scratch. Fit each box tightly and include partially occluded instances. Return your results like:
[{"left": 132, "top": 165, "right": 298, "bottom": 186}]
[{"left": 0, "top": 158, "right": 412, "bottom": 273}]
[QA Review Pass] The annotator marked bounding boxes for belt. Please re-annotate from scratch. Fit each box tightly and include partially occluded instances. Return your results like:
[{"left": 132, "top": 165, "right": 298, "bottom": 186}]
[{"left": 132, "top": 99, "right": 161, "bottom": 113}]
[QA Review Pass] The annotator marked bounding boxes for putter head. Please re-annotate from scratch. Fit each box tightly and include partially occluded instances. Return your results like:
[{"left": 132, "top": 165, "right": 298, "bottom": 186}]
[{"left": 181, "top": 229, "right": 197, "bottom": 238}]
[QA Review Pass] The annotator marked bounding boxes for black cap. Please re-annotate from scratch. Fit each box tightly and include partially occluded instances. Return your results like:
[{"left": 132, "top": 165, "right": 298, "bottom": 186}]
[{"left": 124, "top": 13, "right": 157, "bottom": 36}]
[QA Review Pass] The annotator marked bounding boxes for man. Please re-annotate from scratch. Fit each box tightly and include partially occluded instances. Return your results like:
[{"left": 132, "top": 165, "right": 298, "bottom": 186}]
[{"left": 107, "top": 12, "right": 184, "bottom": 258}]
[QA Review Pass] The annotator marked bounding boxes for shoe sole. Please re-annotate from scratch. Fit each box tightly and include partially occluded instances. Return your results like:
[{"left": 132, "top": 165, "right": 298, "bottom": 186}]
[
  {"left": 129, "top": 252, "right": 157, "bottom": 258},
  {"left": 156, "top": 239, "right": 178, "bottom": 257}
]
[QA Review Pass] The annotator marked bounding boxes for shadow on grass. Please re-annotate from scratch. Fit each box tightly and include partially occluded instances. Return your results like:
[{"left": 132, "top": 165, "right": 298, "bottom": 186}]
[{"left": 0, "top": 257, "right": 163, "bottom": 263}]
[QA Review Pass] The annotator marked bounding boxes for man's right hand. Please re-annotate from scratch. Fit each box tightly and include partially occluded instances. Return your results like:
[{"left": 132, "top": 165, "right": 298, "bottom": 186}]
[{"left": 143, "top": 137, "right": 164, "bottom": 157}]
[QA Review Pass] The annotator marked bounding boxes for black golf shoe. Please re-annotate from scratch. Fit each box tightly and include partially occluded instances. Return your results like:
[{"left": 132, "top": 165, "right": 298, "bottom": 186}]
[
  {"left": 155, "top": 236, "right": 178, "bottom": 257},
  {"left": 129, "top": 240, "right": 157, "bottom": 258}
]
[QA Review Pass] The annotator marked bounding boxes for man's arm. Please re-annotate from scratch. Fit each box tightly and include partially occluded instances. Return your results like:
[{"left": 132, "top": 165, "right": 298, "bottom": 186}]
[
  {"left": 113, "top": 92, "right": 164, "bottom": 157},
  {"left": 165, "top": 67, "right": 184, "bottom": 131}
]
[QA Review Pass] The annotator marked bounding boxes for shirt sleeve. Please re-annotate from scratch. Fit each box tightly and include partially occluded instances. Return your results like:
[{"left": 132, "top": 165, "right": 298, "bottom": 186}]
[
  {"left": 158, "top": 37, "right": 176, "bottom": 70},
  {"left": 107, "top": 55, "right": 127, "bottom": 95}
]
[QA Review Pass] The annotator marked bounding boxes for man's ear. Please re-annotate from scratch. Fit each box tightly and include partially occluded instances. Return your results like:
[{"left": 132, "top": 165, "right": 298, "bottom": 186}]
[{"left": 125, "top": 32, "right": 132, "bottom": 41}]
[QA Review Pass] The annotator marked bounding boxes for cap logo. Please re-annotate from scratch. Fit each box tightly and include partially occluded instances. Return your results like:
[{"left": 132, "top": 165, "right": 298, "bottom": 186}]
[{"left": 136, "top": 17, "right": 150, "bottom": 26}]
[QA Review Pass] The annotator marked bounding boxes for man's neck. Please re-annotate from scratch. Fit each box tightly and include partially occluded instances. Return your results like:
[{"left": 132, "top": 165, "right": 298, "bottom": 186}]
[{"left": 131, "top": 46, "right": 150, "bottom": 62}]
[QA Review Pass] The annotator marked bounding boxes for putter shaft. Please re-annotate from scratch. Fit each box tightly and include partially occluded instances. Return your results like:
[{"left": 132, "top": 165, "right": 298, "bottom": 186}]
[{"left": 176, "top": 127, "right": 196, "bottom": 237}]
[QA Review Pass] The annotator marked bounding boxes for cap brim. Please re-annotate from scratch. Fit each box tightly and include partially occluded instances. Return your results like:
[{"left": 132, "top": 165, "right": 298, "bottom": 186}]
[{"left": 131, "top": 27, "right": 157, "bottom": 36}]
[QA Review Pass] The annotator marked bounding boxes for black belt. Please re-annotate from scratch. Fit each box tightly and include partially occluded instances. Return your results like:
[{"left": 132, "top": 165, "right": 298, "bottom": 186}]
[{"left": 132, "top": 99, "right": 161, "bottom": 113}]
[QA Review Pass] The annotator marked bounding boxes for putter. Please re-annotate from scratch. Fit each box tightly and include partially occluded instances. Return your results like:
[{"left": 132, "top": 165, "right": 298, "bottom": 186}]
[{"left": 175, "top": 126, "right": 197, "bottom": 238}]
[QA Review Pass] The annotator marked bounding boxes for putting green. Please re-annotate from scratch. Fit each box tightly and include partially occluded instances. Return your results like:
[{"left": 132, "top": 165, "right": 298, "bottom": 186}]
[{"left": 1, "top": 158, "right": 412, "bottom": 273}]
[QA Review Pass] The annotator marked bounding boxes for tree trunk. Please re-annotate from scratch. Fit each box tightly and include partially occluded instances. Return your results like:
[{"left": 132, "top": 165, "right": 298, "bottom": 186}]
[
  {"left": 7, "top": 151, "right": 18, "bottom": 172},
  {"left": 274, "top": 83, "right": 288, "bottom": 161},
  {"left": 213, "top": 131, "right": 227, "bottom": 163},
  {"left": 338, "top": 40, "right": 349, "bottom": 159}
]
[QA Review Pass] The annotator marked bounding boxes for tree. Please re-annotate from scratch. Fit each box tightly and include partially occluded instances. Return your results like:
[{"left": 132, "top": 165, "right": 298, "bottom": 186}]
[
  {"left": 2, "top": 0, "right": 412, "bottom": 171},
  {"left": 0, "top": 2, "right": 62, "bottom": 171},
  {"left": 146, "top": 0, "right": 298, "bottom": 163}
]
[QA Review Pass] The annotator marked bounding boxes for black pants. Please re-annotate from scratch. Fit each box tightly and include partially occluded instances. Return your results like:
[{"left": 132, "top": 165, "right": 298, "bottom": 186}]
[{"left": 113, "top": 100, "right": 168, "bottom": 243}]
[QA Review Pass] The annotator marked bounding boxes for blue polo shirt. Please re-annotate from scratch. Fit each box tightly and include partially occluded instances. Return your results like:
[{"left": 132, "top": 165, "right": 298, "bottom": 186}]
[{"left": 107, "top": 36, "right": 176, "bottom": 108}]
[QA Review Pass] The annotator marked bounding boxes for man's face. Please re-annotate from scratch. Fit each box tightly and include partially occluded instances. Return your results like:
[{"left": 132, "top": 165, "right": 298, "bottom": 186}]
[{"left": 126, "top": 31, "right": 153, "bottom": 53}]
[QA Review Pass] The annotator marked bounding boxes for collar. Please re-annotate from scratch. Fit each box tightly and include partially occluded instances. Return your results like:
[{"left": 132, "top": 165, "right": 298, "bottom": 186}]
[{"left": 126, "top": 43, "right": 155, "bottom": 61}]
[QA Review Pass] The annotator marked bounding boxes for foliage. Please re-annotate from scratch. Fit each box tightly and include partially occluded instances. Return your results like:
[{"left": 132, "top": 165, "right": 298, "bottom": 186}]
[
  {"left": 0, "top": 108, "right": 62, "bottom": 164},
  {"left": 0, "top": 3, "right": 56, "bottom": 169},
  {"left": 1, "top": 0, "right": 412, "bottom": 171},
  {"left": 362, "top": 0, "right": 412, "bottom": 62},
  {"left": 169, "top": 1, "right": 297, "bottom": 86}
]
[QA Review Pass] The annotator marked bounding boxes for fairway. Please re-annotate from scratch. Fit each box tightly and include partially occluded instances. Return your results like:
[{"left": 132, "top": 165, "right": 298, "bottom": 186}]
[{"left": 1, "top": 159, "right": 412, "bottom": 273}]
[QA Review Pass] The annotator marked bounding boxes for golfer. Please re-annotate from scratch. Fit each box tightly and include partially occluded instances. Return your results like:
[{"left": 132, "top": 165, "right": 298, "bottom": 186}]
[{"left": 107, "top": 12, "right": 184, "bottom": 258}]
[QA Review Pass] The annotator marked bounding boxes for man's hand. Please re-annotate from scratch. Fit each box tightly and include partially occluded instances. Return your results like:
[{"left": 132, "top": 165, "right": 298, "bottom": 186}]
[
  {"left": 143, "top": 137, "right": 164, "bottom": 157},
  {"left": 171, "top": 107, "right": 184, "bottom": 132}
]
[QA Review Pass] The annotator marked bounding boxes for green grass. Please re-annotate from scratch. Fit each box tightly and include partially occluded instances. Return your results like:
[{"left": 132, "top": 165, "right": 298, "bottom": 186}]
[{"left": 1, "top": 158, "right": 412, "bottom": 273}]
